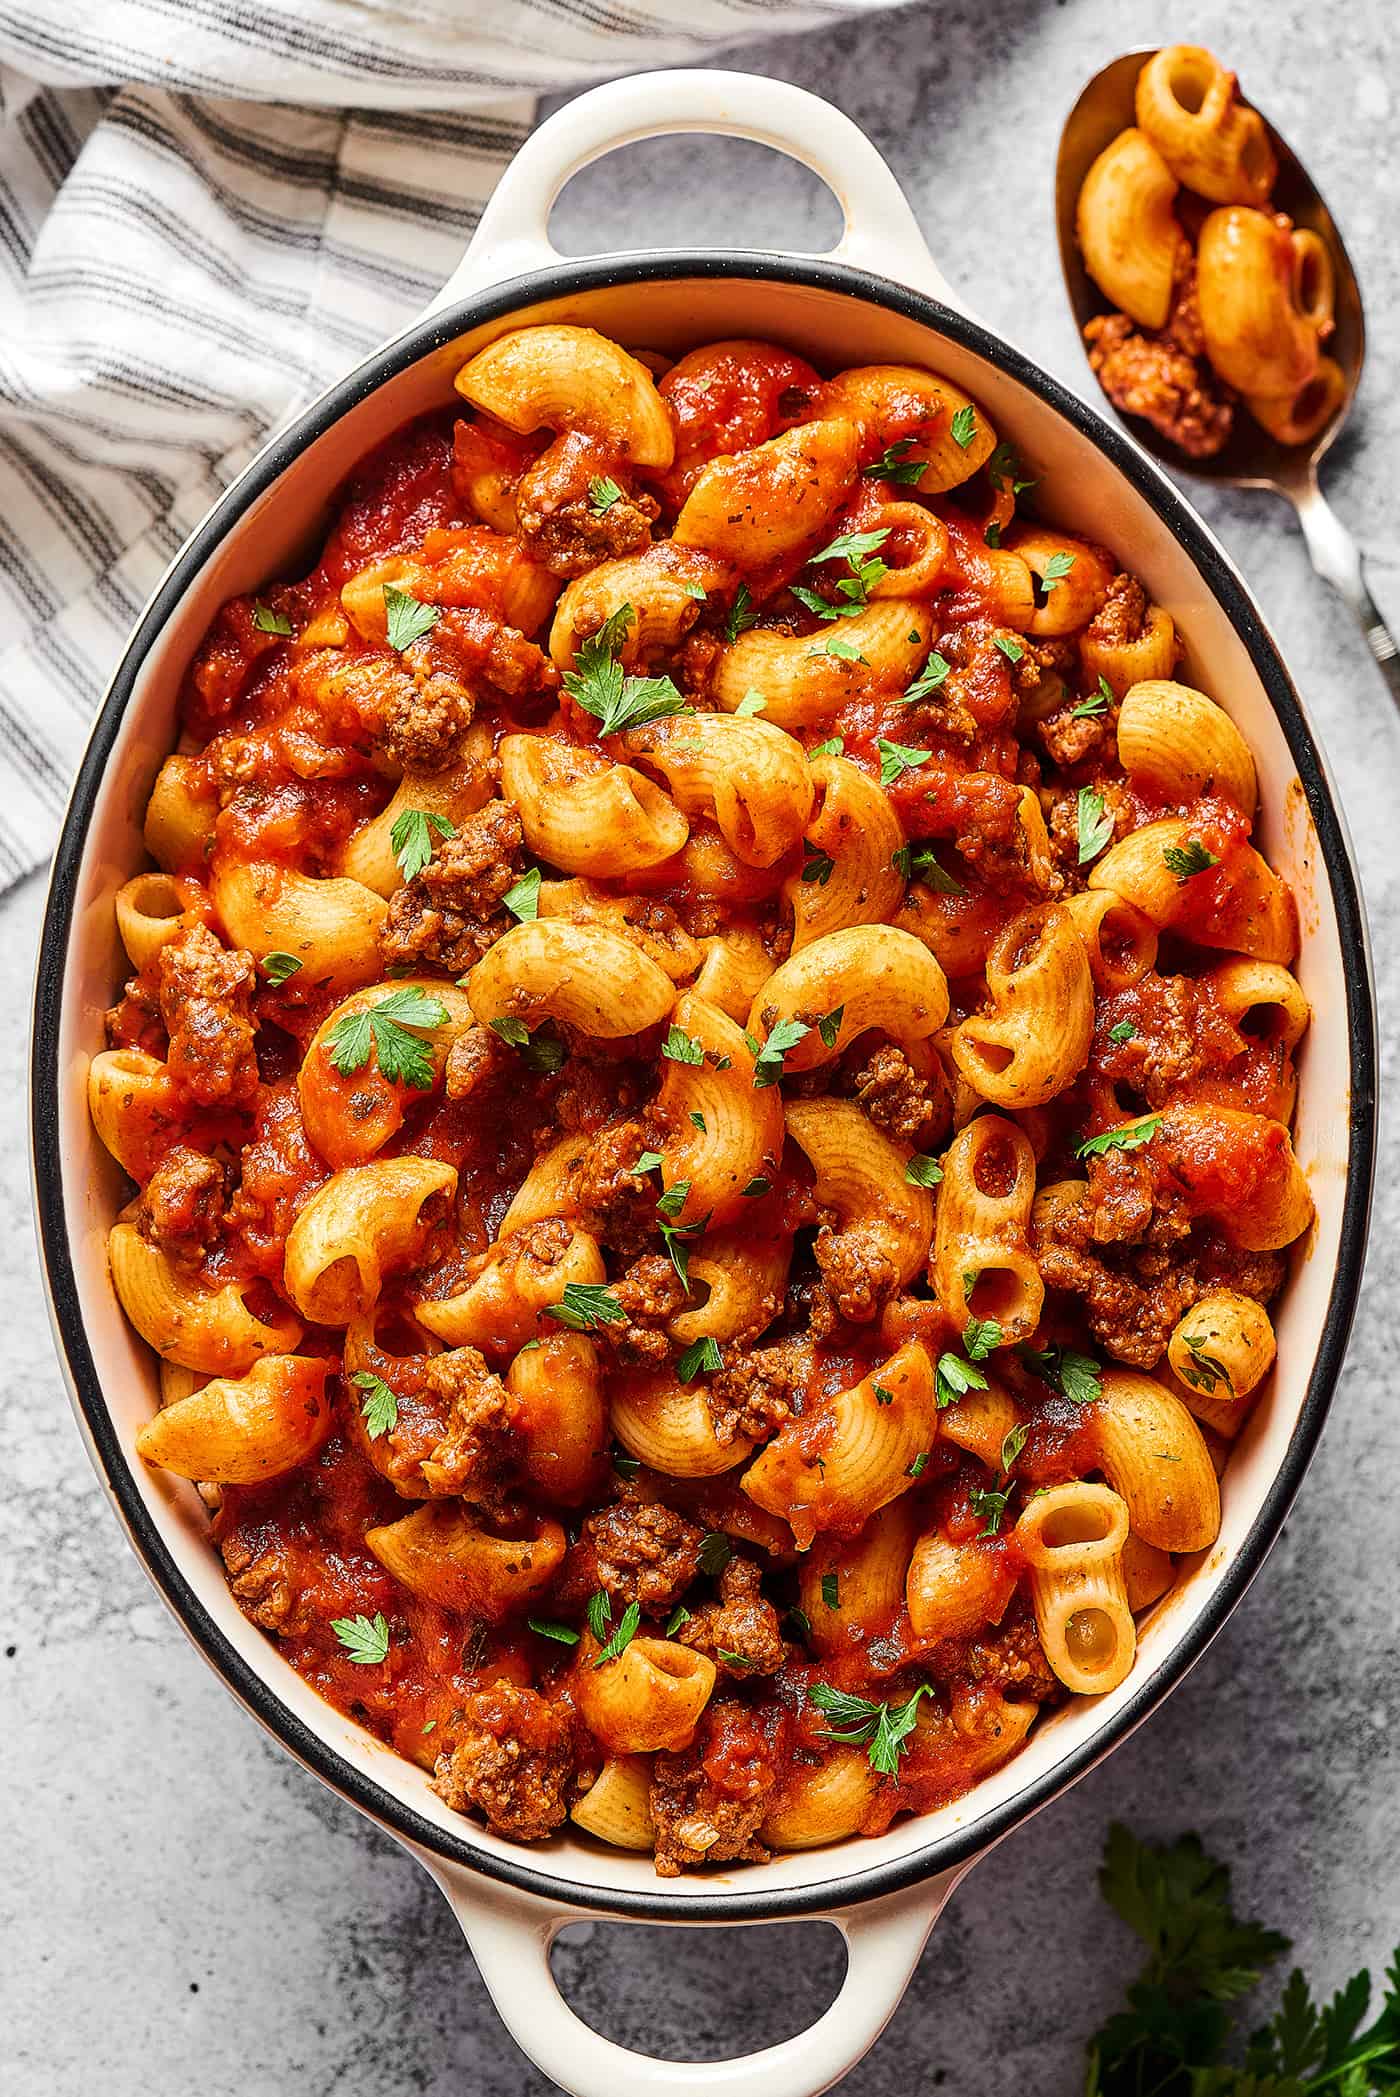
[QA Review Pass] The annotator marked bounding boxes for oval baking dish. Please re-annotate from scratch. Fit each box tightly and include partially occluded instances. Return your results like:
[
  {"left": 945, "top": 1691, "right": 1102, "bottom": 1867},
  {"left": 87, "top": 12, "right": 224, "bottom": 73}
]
[{"left": 30, "top": 70, "right": 1376, "bottom": 2097}]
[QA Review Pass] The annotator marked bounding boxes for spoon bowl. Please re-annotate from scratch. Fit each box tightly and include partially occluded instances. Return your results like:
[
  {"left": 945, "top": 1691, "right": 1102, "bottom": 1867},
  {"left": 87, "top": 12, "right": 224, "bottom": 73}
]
[{"left": 1055, "top": 47, "right": 1395, "bottom": 692}]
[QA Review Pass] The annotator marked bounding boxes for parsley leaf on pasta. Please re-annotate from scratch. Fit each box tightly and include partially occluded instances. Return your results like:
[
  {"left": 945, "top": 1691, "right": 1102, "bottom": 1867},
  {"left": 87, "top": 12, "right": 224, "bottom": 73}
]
[
  {"left": 593, "top": 1600, "right": 642, "bottom": 1666},
  {"left": 905, "top": 1154, "right": 943, "bottom": 1187},
  {"left": 586, "top": 1590, "right": 613, "bottom": 1640},
  {"left": 1180, "top": 1332, "right": 1234, "bottom": 1393},
  {"left": 489, "top": 1016, "right": 568, "bottom": 1074},
  {"left": 968, "top": 1482, "right": 1012, "bottom": 1536},
  {"left": 985, "top": 441, "right": 1036, "bottom": 496},
  {"left": 1019, "top": 1344, "right": 1103, "bottom": 1406},
  {"left": 949, "top": 404, "right": 978, "bottom": 449},
  {"left": 962, "top": 1315, "right": 1003, "bottom": 1362},
  {"left": 1000, "top": 1422, "right": 1028, "bottom": 1472},
  {"left": 821, "top": 1572, "right": 840, "bottom": 1609},
  {"left": 801, "top": 839, "right": 835, "bottom": 886},
  {"left": 993, "top": 633, "right": 1024, "bottom": 664},
  {"left": 502, "top": 867, "right": 541, "bottom": 923},
  {"left": 733, "top": 688, "right": 767, "bottom": 716},
  {"left": 863, "top": 439, "right": 928, "bottom": 485},
  {"left": 816, "top": 1006, "right": 844, "bottom": 1049},
  {"left": 252, "top": 601, "right": 293, "bottom": 636},
  {"left": 351, "top": 1369, "right": 398, "bottom": 1440},
  {"left": 752, "top": 1018, "right": 809, "bottom": 1087},
  {"left": 564, "top": 602, "right": 688, "bottom": 736},
  {"left": 331, "top": 1612, "right": 390, "bottom": 1665},
  {"left": 390, "top": 806, "right": 455, "bottom": 883},
  {"left": 547, "top": 1283, "right": 627, "bottom": 1333},
  {"left": 655, "top": 1179, "right": 691, "bottom": 1221},
  {"left": 1108, "top": 1019, "right": 1137, "bottom": 1044},
  {"left": 588, "top": 475, "right": 624, "bottom": 513},
  {"left": 877, "top": 738, "right": 933, "bottom": 788},
  {"left": 902, "top": 652, "right": 951, "bottom": 703},
  {"left": 327, "top": 987, "right": 448, "bottom": 1088},
  {"left": 1077, "top": 786, "right": 1115, "bottom": 864},
  {"left": 724, "top": 584, "right": 758, "bottom": 642},
  {"left": 1077, "top": 1114, "right": 1162, "bottom": 1159},
  {"left": 260, "top": 950, "right": 303, "bottom": 985},
  {"left": 1072, "top": 675, "right": 1114, "bottom": 719},
  {"left": 698, "top": 1530, "right": 733, "bottom": 1577},
  {"left": 809, "top": 1681, "right": 932, "bottom": 1775},
  {"left": 809, "top": 736, "right": 844, "bottom": 757},
  {"left": 665, "top": 1605, "right": 692, "bottom": 1634},
  {"left": 807, "top": 633, "right": 867, "bottom": 664},
  {"left": 1039, "top": 551, "right": 1076, "bottom": 593},
  {"left": 892, "top": 840, "right": 964, "bottom": 893},
  {"left": 935, "top": 1351, "right": 989, "bottom": 1408},
  {"left": 662, "top": 1025, "right": 705, "bottom": 1065},
  {"left": 676, "top": 1335, "right": 722, "bottom": 1383},
  {"left": 1163, "top": 837, "right": 1220, "bottom": 882},
  {"left": 527, "top": 1617, "right": 580, "bottom": 1646},
  {"left": 383, "top": 584, "right": 441, "bottom": 653}
]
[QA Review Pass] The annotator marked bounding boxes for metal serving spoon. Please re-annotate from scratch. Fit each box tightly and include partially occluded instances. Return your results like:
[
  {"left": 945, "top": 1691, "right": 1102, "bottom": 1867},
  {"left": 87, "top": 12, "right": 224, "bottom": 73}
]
[{"left": 1055, "top": 48, "right": 1398, "bottom": 701}]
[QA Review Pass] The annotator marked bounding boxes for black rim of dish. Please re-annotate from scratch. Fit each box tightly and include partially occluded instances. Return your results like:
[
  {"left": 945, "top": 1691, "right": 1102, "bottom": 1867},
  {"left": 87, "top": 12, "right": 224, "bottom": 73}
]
[{"left": 31, "top": 252, "right": 1377, "bottom": 1924}]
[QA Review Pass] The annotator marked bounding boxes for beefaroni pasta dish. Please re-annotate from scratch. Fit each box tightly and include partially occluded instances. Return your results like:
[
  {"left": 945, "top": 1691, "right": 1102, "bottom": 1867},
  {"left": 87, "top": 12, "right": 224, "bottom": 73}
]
[
  {"left": 1077, "top": 44, "right": 1338, "bottom": 457},
  {"left": 94, "top": 321, "right": 1314, "bottom": 1876}
]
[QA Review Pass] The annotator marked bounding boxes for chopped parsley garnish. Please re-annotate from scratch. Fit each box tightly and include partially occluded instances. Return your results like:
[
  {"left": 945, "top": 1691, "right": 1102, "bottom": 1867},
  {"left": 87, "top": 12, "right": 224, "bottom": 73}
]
[
  {"left": 502, "top": 866, "right": 541, "bottom": 923},
  {"left": 1039, "top": 551, "right": 1076, "bottom": 594},
  {"left": 1077, "top": 786, "right": 1115, "bottom": 865},
  {"left": 733, "top": 688, "right": 767, "bottom": 717},
  {"left": 809, "top": 736, "right": 845, "bottom": 757},
  {"left": 742, "top": 1176, "right": 770, "bottom": 1199},
  {"left": 1000, "top": 1421, "right": 1029, "bottom": 1472},
  {"left": 260, "top": 950, "right": 303, "bottom": 986},
  {"left": 563, "top": 603, "right": 688, "bottom": 737},
  {"left": 546, "top": 1283, "right": 627, "bottom": 1333},
  {"left": 390, "top": 805, "right": 455, "bottom": 883},
  {"left": 527, "top": 1617, "right": 580, "bottom": 1646},
  {"left": 935, "top": 1351, "right": 990, "bottom": 1408},
  {"left": 593, "top": 1600, "right": 641, "bottom": 1667},
  {"left": 892, "top": 839, "right": 965, "bottom": 893},
  {"left": 821, "top": 1571, "right": 840, "bottom": 1610},
  {"left": 717, "top": 1648, "right": 756, "bottom": 1668},
  {"left": 1077, "top": 1114, "right": 1162, "bottom": 1159},
  {"left": 331, "top": 1612, "right": 390, "bottom": 1665},
  {"left": 902, "top": 651, "right": 951, "bottom": 703},
  {"left": 698, "top": 1531, "right": 733, "bottom": 1578},
  {"left": 252, "top": 601, "right": 293, "bottom": 636},
  {"left": 1163, "top": 837, "right": 1221, "bottom": 882},
  {"left": 962, "top": 1315, "right": 1003, "bottom": 1362},
  {"left": 800, "top": 526, "right": 891, "bottom": 616},
  {"left": 949, "top": 404, "right": 978, "bottom": 449},
  {"left": 724, "top": 584, "right": 758, "bottom": 642},
  {"left": 489, "top": 1015, "right": 568, "bottom": 1074},
  {"left": 968, "top": 1482, "right": 1012, "bottom": 1536},
  {"left": 383, "top": 584, "right": 441, "bottom": 653},
  {"left": 676, "top": 1335, "right": 722, "bottom": 1383},
  {"left": 801, "top": 839, "right": 835, "bottom": 886},
  {"left": 351, "top": 1369, "right": 398, "bottom": 1441},
  {"left": 587, "top": 474, "right": 623, "bottom": 513},
  {"left": 816, "top": 1005, "right": 844, "bottom": 1049},
  {"left": 635, "top": 1150, "right": 664, "bottom": 1174},
  {"left": 873, "top": 1384, "right": 894, "bottom": 1406},
  {"left": 993, "top": 633, "right": 1025, "bottom": 664},
  {"left": 655, "top": 1179, "right": 691, "bottom": 1221},
  {"left": 586, "top": 1590, "right": 613, "bottom": 1641},
  {"left": 665, "top": 1605, "right": 692, "bottom": 1635},
  {"left": 689, "top": 1110, "right": 707, "bottom": 1132},
  {"left": 863, "top": 438, "right": 928, "bottom": 485},
  {"left": 908, "top": 1451, "right": 929, "bottom": 1479},
  {"left": 1180, "top": 1331, "right": 1233, "bottom": 1393},
  {"left": 682, "top": 579, "right": 707, "bottom": 601},
  {"left": 808, "top": 633, "right": 867, "bottom": 664},
  {"left": 984, "top": 521, "right": 1003, "bottom": 548},
  {"left": 905, "top": 1153, "right": 944, "bottom": 1187},
  {"left": 985, "top": 441, "right": 1036, "bottom": 496},
  {"left": 658, "top": 1211, "right": 706, "bottom": 1290},
  {"left": 662, "top": 1024, "right": 705, "bottom": 1066},
  {"left": 752, "top": 1017, "right": 809, "bottom": 1088},
  {"left": 1108, "top": 1019, "right": 1138, "bottom": 1045},
  {"left": 809, "top": 1681, "right": 932, "bottom": 1775},
  {"left": 877, "top": 737, "right": 933, "bottom": 788},
  {"left": 1072, "top": 675, "right": 1114, "bottom": 718},
  {"left": 785, "top": 1606, "right": 812, "bottom": 1639},
  {"left": 327, "top": 987, "right": 448, "bottom": 1088},
  {"left": 1019, "top": 1343, "right": 1103, "bottom": 1406}
]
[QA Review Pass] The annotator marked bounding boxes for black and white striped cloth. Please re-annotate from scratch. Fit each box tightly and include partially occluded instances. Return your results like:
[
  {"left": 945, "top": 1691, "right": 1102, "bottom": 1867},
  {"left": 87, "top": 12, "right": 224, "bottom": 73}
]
[{"left": 0, "top": 0, "right": 907, "bottom": 889}]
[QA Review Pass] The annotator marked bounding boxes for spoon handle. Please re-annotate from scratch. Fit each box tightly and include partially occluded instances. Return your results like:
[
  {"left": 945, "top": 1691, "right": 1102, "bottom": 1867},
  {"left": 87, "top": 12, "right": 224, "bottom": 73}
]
[{"left": 1291, "top": 476, "right": 1400, "bottom": 704}]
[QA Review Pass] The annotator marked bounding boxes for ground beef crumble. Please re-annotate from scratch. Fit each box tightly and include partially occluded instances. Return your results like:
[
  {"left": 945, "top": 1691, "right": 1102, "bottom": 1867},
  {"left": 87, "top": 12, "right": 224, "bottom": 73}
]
[
  {"left": 706, "top": 1339, "right": 809, "bottom": 1446},
  {"left": 156, "top": 922, "right": 260, "bottom": 1108},
  {"left": 432, "top": 1682, "right": 575, "bottom": 1841},
  {"left": 676, "top": 1557, "right": 786, "bottom": 1678},
  {"left": 380, "top": 798, "right": 524, "bottom": 973},
  {"left": 515, "top": 430, "right": 658, "bottom": 577},
  {"left": 418, "top": 1346, "right": 516, "bottom": 1495},
  {"left": 601, "top": 1254, "right": 689, "bottom": 1366},
  {"left": 851, "top": 1044, "right": 949, "bottom": 1148},
  {"left": 583, "top": 1496, "right": 704, "bottom": 1611},
  {"left": 649, "top": 1699, "right": 775, "bottom": 1876},
  {"left": 135, "top": 1144, "right": 225, "bottom": 1267}
]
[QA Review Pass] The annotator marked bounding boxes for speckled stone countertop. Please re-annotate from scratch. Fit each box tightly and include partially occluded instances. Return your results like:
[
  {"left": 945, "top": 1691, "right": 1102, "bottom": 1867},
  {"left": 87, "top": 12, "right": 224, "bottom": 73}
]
[{"left": 5, "top": 1, "right": 1398, "bottom": 2089}]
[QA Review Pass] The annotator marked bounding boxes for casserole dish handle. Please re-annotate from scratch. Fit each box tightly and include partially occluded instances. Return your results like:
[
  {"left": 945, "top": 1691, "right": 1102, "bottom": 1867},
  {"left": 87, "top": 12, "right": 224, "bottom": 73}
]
[
  {"left": 419, "top": 1854, "right": 962, "bottom": 2096},
  {"left": 423, "top": 69, "right": 972, "bottom": 319}
]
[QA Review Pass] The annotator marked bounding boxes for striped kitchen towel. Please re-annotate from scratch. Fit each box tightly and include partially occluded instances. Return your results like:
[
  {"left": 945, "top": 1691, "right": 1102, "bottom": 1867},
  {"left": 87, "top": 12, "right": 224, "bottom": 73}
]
[{"left": 0, "top": 0, "right": 912, "bottom": 890}]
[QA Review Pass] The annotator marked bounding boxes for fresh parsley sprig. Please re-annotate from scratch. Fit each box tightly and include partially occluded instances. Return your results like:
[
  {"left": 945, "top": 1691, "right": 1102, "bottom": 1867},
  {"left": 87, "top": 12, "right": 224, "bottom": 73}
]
[
  {"left": 330, "top": 1612, "right": 390, "bottom": 1665},
  {"left": 327, "top": 987, "right": 448, "bottom": 1088},
  {"left": 1077, "top": 1114, "right": 1162, "bottom": 1160},
  {"left": 383, "top": 584, "right": 440, "bottom": 653},
  {"left": 809, "top": 1681, "right": 932, "bottom": 1776},
  {"left": 352, "top": 1369, "right": 398, "bottom": 1440},
  {"left": 391, "top": 806, "right": 455, "bottom": 883},
  {"left": 1163, "top": 837, "right": 1220, "bottom": 882},
  {"left": 563, "top": 603, "right": 689, "bottom": 737},
  {"left": 547, "top": 1283, "right": 628, "bottom": 1333}
]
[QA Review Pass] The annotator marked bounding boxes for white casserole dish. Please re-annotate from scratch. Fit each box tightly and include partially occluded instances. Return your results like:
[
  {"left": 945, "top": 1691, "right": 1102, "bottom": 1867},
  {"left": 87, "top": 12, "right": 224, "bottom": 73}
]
[{"left": 30, "top": 69, "right": 1376, "bottom": 2097}]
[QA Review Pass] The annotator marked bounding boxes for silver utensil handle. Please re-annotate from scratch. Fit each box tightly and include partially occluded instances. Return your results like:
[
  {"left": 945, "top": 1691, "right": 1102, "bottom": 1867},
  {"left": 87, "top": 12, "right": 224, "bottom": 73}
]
[{"left": 1293, "top": 475, "right": 1400, "bottom": 702}]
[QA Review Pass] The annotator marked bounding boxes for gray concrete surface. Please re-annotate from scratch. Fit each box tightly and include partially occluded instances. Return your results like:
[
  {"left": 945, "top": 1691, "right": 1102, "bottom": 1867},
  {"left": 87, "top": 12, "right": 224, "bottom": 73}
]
[{"left": 5, "top": 0, "right": 1399, "bottom": 2089}]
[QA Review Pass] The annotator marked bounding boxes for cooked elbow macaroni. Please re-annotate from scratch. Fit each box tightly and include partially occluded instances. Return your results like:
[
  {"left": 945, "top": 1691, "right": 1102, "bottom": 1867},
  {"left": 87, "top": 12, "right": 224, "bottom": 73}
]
[{"left": 96, "top": 323, "right": 1310, "bottom": 1875}]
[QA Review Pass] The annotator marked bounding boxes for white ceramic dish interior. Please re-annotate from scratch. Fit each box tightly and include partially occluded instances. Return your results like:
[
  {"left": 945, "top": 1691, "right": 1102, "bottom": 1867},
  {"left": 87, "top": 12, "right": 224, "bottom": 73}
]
[{"left": 33, "top": 71, "right": 1374, "bottom": 2097}]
